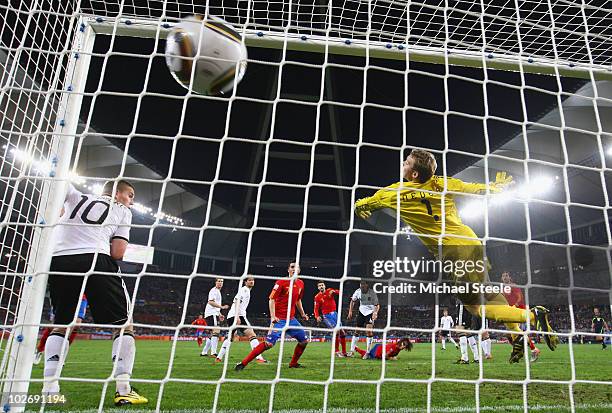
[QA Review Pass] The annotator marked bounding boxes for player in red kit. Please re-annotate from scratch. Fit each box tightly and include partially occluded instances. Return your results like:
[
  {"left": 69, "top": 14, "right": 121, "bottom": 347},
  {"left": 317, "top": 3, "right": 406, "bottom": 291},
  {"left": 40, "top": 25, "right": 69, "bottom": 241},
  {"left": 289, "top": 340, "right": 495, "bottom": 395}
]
[
  {"left": 355, "top": 338, "right": 412, "bottom": 360},
  {"left": 235, "top": 262, "right": 310, "bottom": 371},
  {"left": 192, "top": 314, "right": 207, "bottom": 347},
  {"left": 501, "top": 272, "right": 540, "bottom": 362},
  {"left": 314, "top": 281, "right": 348, "bottom": 357}
]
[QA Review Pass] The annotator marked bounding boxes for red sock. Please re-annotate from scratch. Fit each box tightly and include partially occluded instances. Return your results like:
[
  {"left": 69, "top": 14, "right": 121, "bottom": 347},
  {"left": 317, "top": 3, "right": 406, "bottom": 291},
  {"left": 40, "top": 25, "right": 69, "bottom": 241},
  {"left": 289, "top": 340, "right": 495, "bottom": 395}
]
[
  {"left": 528, "top": 337, "right": 536, "bottom": 350},
  {"left": 290, "top": 343, "right": 306, "bottom": 366},
  {"left": 334, "top": 336, "right": 340, "bottom": 352},
  {"left": 341, "top": 336, "right": 347, "bottom": 353},
  {"left": 242, "top": 342, "right": 268, "bottom": 366},
  {"left": 37, "top": 328, "right": 51, "bottom": 353},
  {"left": 197, "top": 337, "right": 203, "bottom": 346},
  {"left": 355, "top": 346, "right": 366, "bottom": 356},
  {"left": 68, "top": 329, "right": 78, "bottom": 345}
]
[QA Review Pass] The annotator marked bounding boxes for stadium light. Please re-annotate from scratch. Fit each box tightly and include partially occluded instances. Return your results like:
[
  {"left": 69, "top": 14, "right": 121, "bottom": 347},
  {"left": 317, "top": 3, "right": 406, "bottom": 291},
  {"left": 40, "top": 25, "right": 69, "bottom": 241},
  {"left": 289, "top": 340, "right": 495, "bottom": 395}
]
[
  {"left": 607, "top": 146, "right": 612, "bottom": 156},
  {"left": 460, "top": 175, "right": 556, "bottom": 219}
]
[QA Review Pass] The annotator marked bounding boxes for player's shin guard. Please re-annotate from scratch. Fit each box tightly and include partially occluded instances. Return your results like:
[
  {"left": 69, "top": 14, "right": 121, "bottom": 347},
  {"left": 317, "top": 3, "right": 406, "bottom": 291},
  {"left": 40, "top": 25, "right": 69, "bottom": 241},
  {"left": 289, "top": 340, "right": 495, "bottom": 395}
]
[
  {"left": 442, "top": 338, "right": 446, "bottom": 349},
  {"left": 350, "top": 335, "right": 358, "bottom": 352},
  {"left": 211, "top": 335, "right": 219, "bottom": 355},
  {"left": 481, "top": 338, "right": 492, "bottom": 357},
  {"left": 242, "top": 342, "right": 269, "bottom": 366},
  {"left": 202, "top": 338, "right": 211, "bottom": 355},
  {"left": 459, "top": 336, "right": 469, "bottom": 362},
  {"left": 112, "top": 333, "right": 136, "bottom": 396},
  {"left": 218, "top": 339, "right": 231, "bottom": 360},
  {"left": 289, "top": 342, "right": 307, "bottom": 367},
  {"left": 467, "top": 336, "right": 480, "bottom": 361},
  {"left": 43, "top": 333, "right": 69, "bottom": 394},
  {"left": 249, "top": 338, "right": 266, "bottom": 361}
]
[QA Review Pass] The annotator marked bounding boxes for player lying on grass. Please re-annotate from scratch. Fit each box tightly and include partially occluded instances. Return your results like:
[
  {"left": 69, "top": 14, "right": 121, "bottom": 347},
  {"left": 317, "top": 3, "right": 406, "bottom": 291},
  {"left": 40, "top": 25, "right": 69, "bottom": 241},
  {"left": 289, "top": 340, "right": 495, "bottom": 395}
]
[
  {"left": 235, "top": 262, "right": 309, "bottom": 370},
  {"left": 44, "top": 180, "right": 146, "bottom": 406},
  {"left": 217, "top": 276, "right": 267, "bottom": 363},
  {"left": 314, "top": 281, "right": 349, "bottom": 357},
  {"left": 354, "top": 149, "right": 559, "bottom": 363},
  {"left": 354, "top": 337, "right": 413, "bottom": 360}
]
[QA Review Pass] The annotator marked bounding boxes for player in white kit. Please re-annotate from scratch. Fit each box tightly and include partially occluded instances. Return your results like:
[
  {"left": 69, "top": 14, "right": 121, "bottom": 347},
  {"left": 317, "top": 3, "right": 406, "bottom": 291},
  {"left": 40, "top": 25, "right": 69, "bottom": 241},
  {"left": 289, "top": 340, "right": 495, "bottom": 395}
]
[
  {"left": 43, "top": 180, "right": 147, "bottom": 406},
  {"left": 348, "top": 281, "right": 380, "bottom": 354},
  {"left": 201, "top": 278, "right": 228, "bottom": 357},
  {"left": 216, "top": 277, "right": 267, "bottom": 363},
  {"left": 440, "top": 308, "right": 459, "bottom": 350}
]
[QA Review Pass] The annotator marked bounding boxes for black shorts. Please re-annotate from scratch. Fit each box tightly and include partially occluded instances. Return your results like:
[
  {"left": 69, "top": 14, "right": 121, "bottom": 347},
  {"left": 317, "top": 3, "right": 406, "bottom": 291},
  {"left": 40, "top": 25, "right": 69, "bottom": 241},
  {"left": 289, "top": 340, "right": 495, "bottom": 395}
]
[
  {"left": 441, "top": 330, "right": 450, "bottom": 337},
  {"left": 355, "top": 312, "right": 374, "bottom": 328},
  {"left": 49, "top": 253, "right": 129, "bottom": 326},
  {"left": 228, "top": 315, "right": 251, "bottom": 336},
  {"left": 205, "top": 315, "right": 221, "bottom": 327}
]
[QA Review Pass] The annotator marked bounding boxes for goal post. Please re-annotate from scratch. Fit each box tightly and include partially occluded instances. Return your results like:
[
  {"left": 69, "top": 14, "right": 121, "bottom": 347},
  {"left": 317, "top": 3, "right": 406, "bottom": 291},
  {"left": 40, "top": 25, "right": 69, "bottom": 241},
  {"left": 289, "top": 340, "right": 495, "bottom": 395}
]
[{"left": 0, "top": 16, "right": 96, "bottom": 411}]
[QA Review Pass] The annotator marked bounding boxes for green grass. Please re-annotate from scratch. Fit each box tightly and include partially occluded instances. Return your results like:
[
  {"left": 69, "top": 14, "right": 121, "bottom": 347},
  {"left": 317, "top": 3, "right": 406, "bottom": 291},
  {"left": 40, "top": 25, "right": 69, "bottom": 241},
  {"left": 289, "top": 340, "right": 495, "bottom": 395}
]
[{"left": 26, "top": 340, "right": 612, "bottom": 412}]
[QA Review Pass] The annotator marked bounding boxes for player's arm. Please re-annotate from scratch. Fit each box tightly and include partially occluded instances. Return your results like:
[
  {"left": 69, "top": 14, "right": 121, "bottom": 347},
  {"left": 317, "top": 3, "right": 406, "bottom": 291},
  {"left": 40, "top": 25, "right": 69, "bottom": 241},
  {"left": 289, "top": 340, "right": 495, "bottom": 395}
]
[
  {"left": 354, "top": 189, "right": 387, "bottom": 219},
  {"left": 604, "top": 319, "right": 609, "bottom": 331},
  {"left": 348, "top": 297, "right": 356, "bottom": 319},
  {"left": 269, "top": 283, "right": 281, "bottom": 323},
  {"left": 371, "top": 304, "right": 380, "bottom": 321},
  {"left": 592, "top": 318, "right": 596, "bottom": 332},
  {"left": 329, "top": 288, "right": 340, "bottom": 297},
  {"left": 233, "top": 295, "right": 242, "bottom": 325},
  {"left": 207, "top": 300, "right": 225, "bottom": 309},
  {"left": 110, "top": 208, "right": 132, "bottom": 260},
  {"left": 296, "top": 299, "right": 309, "bottom": 321},
  {"left": 314, "top": 297, "right": 321, "bottom": 322},
  {"left": 442, "top": 173, "right": 513, "bottom": 195}
]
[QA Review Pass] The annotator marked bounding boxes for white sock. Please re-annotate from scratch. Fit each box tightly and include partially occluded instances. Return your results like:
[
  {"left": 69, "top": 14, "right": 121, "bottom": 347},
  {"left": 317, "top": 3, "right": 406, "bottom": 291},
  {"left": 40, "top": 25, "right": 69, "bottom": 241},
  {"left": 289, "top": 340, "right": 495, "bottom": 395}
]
[
  {"left": 468, "top": 336, "right": 480, "bottom": 361},
  {"left": 218, "top": 339, "right": 231, "bottom": 360},
  {"left": 112, "top": 334, "right": 136, "bottom": 395},
  {"left": 211, "top": 336, "right": 219, "bottom": 355},
  {"left": 449, "top": 336, "right": 458, "bottom": 347},
  {"left": 43, "top": 334, "right": 69, "bottom": 393},
  {"left": 441, "top": 338, "right": 446, "bottom": 349},
  {"left": 459, "top": 336, "right": 468, "bottom": 361},
  {"left": 482, "top": 338, "right": 492, "bottom": 357},
  {"left": 202, "top": 338, "right": 211, "bottom": 355},
  {"left": 350, "top": 336, "right": 358, "bottom": 352},
  {"left": 251, "top": 338, "right": 265, "bottom": 361},
  {"left": 366, "top": 337, "right": 373, "bottom": 352}
]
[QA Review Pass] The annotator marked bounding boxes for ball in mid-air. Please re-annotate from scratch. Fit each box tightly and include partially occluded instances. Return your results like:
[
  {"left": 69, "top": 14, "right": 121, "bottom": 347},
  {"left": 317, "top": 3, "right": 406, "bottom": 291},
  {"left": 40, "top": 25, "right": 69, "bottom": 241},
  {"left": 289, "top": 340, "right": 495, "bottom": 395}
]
[{"left": 165, "top": 15, "right": 247, "bottom": 95}]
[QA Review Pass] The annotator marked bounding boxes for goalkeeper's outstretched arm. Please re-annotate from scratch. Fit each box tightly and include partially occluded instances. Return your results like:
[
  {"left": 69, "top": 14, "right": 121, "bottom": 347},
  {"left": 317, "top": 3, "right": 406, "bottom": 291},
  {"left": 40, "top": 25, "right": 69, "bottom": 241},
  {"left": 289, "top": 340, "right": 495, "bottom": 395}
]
[{"left": 443, "top": 172, "right": 514, "bottom": 195}]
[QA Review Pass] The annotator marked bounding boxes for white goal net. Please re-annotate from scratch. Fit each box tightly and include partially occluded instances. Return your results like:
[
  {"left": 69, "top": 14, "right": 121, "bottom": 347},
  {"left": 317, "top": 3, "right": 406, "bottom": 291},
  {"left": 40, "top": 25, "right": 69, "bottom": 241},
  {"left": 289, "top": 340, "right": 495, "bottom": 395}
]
[{"left": 0, "top": 0, "right": 611, "bottom": 412}]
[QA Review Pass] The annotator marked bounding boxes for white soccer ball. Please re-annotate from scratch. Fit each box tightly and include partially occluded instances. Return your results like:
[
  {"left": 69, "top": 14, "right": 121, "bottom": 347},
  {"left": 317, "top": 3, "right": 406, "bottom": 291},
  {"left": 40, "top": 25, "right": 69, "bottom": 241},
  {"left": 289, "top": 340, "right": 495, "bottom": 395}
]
[{"left": 165, "top": 15, "right": 247, "bottom": 96}]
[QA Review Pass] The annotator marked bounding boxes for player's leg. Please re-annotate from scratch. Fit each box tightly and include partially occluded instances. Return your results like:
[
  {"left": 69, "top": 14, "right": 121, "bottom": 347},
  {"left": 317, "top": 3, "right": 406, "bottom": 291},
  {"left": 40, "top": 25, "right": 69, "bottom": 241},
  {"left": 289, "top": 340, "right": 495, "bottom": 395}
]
[
  {"left": 86, "top": 257, "right": 147, "bottom": 406},
  {"left": 217, "top": 329, "right": 236, "bottom": 362},
  {"left": 441, "top": 332, "right": 447, "bottom": 350},
  {"left": 286, "top": 319, "right": 309, "bottom": 368},
  {"left": 448, "top": 333, "right": 458, "bottom": 349},
  {"left": 202, "top": 316, "right": 218, "bottom": 356},
  {"left": 236, "top": 320, "right": 281, "bottom": 370},
  {"left": 210, "top": 318, "right": 221, "bottom": 357},
  {"left": 467, "top": 335, "right": 480, "bottom": 363},
  {"left": 456, "top": 335, "right": 469, "bottom": 364},
  {"left": 202, "top": 335, "right": 212, "bottom": 355},
  {"left": 365, "top": 314, "right": 375, "bottom": 352},
  {"left": 43, "top": 257, "right": 84, "bottom": 395},
  {"left": 481, "top": 331, "right": 492, "bottom": 359},
  {"left": 35, "top": 327, "right": 52, "bottom": 365}
]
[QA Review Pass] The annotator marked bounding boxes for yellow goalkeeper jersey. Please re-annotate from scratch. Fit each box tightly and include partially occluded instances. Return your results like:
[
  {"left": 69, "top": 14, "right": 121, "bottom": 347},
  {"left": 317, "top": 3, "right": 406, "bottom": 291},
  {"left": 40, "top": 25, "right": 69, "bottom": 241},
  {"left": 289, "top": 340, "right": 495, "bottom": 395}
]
[{"left": 357, "top": 176, "right": 494, "bottom": 253}]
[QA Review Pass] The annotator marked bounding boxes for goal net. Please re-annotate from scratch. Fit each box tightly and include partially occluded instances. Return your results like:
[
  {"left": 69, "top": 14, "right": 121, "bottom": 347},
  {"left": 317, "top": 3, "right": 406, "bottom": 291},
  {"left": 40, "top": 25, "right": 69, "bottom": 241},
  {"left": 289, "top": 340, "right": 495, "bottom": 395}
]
[{"left": 1, "top": 0, "right": 611, "bottom": 412}]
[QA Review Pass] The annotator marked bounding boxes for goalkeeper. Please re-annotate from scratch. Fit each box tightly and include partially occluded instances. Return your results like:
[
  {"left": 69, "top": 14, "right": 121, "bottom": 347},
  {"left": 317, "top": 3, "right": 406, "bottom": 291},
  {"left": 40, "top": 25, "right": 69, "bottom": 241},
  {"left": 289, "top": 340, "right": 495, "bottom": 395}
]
[{"left": 354, "top": 149, "right": 559, "bottom": 362}]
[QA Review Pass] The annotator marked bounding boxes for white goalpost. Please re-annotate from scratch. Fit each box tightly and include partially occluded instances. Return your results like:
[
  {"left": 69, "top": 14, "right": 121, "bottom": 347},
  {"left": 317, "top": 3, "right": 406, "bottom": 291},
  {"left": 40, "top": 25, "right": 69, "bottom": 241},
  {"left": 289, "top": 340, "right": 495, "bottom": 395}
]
[{"left": 0, "top": 0, "right": 611, "bottom": 412}]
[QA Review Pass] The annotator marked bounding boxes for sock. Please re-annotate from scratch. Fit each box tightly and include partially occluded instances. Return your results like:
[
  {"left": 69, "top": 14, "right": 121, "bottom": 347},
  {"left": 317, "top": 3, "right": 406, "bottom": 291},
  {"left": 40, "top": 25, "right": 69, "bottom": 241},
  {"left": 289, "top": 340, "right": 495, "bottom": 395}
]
[
  {"left": 290, "top": 343, "right": 306, "bottom": 366},
  {"left": 112, "top": 334, "right": 136, "bottom": 396},
  {"left": 481, "top": 338, "right": 492, "bottom": 357},
  {"left": 211, "top": 336, "right": 219, "bottom": 355},
  {"left": 218, "top": 339, "right": 231, "bottom": 360},
  {"left": 351, "top": 336, "right": 358, "bottom": 352},
  {"left": 486, "top": 305, "right": 534, "bottom": 324},
  {"left": 197, "top": 337, "right": 203, "bottom": 346},
  {"left": 340, "top": 335, "right": 347, "bottom": 353},
  {"left": 37, "top": 328, "right": 51, "bottom": 353},
  {"left": 449, "top": 336, "right": 458, "bottom": 347},
  {"left": 442, "top": 338, "right": 446, "bottom": 349},
  {"left": 468, "top": 336, "right": 480, "bottom": 361},
  {"left": 354, "top": 346, "right": 366, "bottom": 357},
  {"left": 366, "top": 337, "right": 373, "bottom": 352},
  {"left": 242, "top": 342, "right": 268, "bottom": 366},
  {"left": 202, "top": 338, "right": 211, "bottom": 355},
  {"left": 43, "top": 334, "right": 69, "bottom": 393},
  {"left": 248, "top": 338, "right": 265, "bottom": 361},
  {"left": 335, "top": 336, "right": 340, "bottom": 352},
  {"left": 528, "top": 337, "right": 536, "bottom": 350},
  {"left": 459, "top": 336, "right": 468, "bottom": 361}
]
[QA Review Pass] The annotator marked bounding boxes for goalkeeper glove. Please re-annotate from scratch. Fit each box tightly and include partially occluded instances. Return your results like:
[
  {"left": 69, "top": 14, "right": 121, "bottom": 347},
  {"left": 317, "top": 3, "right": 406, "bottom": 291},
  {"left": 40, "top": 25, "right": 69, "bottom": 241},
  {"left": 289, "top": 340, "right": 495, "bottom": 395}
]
[
  {"left": 355, "top": 198, "right": 372, "bottom": 219},
  {"left": 490, "top": 171, "right": 514, "bottom": 193}
]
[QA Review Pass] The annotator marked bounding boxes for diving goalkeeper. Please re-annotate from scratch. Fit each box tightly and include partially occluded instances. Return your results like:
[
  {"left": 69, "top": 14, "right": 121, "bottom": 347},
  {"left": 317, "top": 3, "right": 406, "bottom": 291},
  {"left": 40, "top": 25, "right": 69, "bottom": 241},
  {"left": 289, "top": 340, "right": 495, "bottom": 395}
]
[{"left": 354, "top": 149, "right": 559, "bottom": 362}]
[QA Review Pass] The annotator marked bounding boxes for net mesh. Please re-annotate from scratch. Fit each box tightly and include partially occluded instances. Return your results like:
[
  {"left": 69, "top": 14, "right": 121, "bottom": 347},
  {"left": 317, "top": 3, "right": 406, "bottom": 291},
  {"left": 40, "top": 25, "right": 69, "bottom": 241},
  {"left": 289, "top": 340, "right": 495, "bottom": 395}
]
[{"left": 0, "top": 0, "right": 611, "bottom": 412}]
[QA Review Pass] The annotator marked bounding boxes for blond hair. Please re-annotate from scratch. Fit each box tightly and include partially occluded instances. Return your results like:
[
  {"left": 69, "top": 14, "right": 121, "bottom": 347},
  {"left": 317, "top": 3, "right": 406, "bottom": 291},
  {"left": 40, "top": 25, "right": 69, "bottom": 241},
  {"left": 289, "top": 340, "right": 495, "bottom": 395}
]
[{"left": 410, "top": 149, "right": 437, "bottom": 183}]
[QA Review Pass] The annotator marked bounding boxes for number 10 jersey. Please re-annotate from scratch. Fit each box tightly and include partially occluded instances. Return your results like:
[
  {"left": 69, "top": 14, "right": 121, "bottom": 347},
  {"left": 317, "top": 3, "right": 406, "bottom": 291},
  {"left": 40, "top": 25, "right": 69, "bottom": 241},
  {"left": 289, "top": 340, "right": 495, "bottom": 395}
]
[{"left": 52, "top": 184, "right": 132, "bottom": 257}]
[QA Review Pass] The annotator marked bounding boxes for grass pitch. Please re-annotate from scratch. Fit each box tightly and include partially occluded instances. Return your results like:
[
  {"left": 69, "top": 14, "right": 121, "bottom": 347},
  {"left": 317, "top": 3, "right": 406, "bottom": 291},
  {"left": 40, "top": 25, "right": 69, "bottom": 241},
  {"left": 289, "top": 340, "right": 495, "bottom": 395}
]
[{"left": 27, "top": 340, "right": 612, "bottom": 412}]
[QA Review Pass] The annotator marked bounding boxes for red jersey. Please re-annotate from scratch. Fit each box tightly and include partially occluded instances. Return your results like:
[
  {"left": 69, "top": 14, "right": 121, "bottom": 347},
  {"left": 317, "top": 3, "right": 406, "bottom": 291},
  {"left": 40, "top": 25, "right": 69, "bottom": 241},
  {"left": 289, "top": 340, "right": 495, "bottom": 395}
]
[
  {"left": 314, "top": 288, "right": 339, "bottom": 318},
  {"left": 192, "top": 318, "right": 207, "bottom": 330},
  {"left": 270, "top": 278, "right": 304, "bottom": 319},
  {"left": 503, "top": 285, "right": 525, "bottom": 309},
  {"left": 374, "top": 342, "right": 402, "bottom": 359}
]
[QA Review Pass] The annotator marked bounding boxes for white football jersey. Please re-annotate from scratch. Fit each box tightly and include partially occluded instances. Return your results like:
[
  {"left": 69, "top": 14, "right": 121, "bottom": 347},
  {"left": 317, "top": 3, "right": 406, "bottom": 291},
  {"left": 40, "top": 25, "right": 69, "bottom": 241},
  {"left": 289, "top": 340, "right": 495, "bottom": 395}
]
[
  {"left": 227, "top": 285, "right": 251, "bottom": 318},
  {"left": 441, "top": 315, "right": 454, "bottom": 330},
  {"left": 52, "top": 184, "right": 132, "bottom": 257},
  {"left": 204, "top": 287, "right": 222, "bottom": 317},
  {"left": 351, "top": 288, "right": 379, "bottom": 316}
]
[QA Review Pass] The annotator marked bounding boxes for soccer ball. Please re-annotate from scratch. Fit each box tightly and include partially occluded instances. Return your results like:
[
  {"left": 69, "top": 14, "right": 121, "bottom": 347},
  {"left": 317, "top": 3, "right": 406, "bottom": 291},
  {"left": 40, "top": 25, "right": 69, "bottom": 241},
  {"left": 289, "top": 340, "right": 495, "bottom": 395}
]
[{"left": 165, "top": 15, "right": 247, "bottom": 95}]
